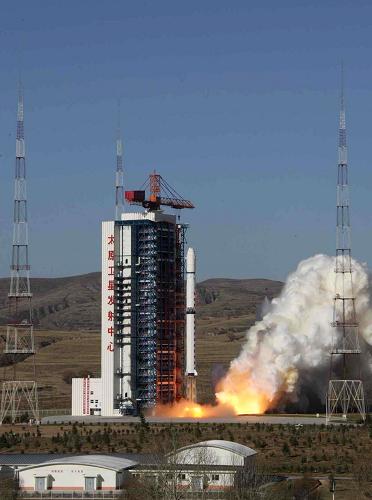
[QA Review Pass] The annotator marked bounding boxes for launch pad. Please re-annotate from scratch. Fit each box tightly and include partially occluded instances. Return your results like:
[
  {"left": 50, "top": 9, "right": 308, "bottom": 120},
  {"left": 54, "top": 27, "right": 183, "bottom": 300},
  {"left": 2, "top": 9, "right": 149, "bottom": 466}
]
[{"left": 43, "top": 414, "right": 330, "bottom": 426}]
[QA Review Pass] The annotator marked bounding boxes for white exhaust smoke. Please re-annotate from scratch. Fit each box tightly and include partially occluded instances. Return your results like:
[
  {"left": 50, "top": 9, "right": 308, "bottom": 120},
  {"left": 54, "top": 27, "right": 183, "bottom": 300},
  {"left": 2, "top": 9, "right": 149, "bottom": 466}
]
[{"left": 216, "top": 254, "right": 372, "bottom": 410}]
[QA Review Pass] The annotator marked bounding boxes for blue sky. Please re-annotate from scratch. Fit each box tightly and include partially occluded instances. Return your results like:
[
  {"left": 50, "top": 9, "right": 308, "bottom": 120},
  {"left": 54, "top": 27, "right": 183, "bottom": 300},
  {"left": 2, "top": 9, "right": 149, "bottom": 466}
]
[{"left": 0, "top": 0, "right": 372, "bottom": 281}]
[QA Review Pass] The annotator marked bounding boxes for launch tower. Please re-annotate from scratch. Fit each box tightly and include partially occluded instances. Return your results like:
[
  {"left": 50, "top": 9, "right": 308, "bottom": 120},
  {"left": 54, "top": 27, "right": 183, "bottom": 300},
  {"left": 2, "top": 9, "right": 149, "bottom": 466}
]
[
  {"left": 72, "top": 172, "right": 195, "bottom": 416},
  {"left": 326, "top": 73, "right": 366, "bottom": 423}
]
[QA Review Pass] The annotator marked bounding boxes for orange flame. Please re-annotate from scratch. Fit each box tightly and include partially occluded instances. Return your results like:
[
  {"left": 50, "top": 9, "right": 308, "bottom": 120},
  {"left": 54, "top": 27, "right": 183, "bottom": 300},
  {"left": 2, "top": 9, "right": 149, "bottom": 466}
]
[
  {"left": 154, "top": 367, "right": 272, "bottom": 418},
  {"left": 215, "top": 366, "right": 271, "bottom": 415},
  {"left": 155, "top": 399, "right": 219, "bottom": 418}
]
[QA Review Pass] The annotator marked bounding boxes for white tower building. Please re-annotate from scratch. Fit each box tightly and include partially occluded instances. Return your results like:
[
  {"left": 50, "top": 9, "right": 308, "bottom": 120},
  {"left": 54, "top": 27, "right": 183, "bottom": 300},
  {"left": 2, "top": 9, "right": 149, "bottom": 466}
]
[
  {"left": 72, "top": 172, "right": 195, "bottom": 417},
  {"left": 72, "top": 213, "right": 189, "bottom": 416}
]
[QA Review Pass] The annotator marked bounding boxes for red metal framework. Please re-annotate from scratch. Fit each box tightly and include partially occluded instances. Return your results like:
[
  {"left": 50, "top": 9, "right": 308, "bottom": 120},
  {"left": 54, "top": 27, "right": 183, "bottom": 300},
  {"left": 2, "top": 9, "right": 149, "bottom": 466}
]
[
  {"left": 125, "top": 171, "right": 194, "bottom": 211},
  {"left": 155, "top": 221, "right": 177, "bottom": 405}
]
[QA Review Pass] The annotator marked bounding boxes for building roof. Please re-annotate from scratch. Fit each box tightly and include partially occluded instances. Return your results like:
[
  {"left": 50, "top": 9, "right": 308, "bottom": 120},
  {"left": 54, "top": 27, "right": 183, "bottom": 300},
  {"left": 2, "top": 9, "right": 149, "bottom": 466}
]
[
  {"left": 173, "top": 440, "right": 257, "bottom": 458},
  {"left": 121, "top": 211, "right": 176, "bottom": 224},
  {"left": 0, "top": 454, "right": 73, "bottom": 467},
  {"left": 0, "top": 453, "right": 158, "bottom": 468},
  {"left": 18, "top": 455, "right": 138, "bottom": 472}
]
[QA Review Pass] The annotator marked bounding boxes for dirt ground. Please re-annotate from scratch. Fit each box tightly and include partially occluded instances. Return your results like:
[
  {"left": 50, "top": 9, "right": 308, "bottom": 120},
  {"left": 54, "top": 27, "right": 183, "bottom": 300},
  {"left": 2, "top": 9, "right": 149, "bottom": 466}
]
[{"left": 0, "top": 329, "right": 244, "bottom": 410}]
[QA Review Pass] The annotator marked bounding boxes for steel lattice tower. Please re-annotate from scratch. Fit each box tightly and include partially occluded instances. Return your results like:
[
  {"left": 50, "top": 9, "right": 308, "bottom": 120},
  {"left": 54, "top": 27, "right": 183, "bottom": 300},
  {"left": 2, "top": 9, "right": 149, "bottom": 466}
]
[
  {"left": 115, "top": 103, "right": 124, "bottom": 220},
  {"left": 326, "top": 72, "right": 365, "bottom": 424},
  {"left": 0, "top": 84, "right": 39, "bottom": 424}
]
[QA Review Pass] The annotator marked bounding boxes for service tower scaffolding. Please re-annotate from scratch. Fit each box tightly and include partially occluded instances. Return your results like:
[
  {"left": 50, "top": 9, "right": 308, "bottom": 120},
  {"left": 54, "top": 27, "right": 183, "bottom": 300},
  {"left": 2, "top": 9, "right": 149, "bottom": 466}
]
[
  {"left": 112, "top": 173, "right": 194, "bottom": 415},
  {"left": 326, "top": 74, "right": 365, "bottom": 424},
  {"left": 0, "top": 84, "right": 39, "bottom": 424}
]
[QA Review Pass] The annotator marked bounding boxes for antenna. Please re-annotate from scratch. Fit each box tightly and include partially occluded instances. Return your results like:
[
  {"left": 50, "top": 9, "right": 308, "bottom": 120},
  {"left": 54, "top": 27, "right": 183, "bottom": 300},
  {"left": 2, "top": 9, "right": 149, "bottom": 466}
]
[
  {"left": 115, "top": 99, "right": 124, "bottom": 220},
  {"left": 326, "top": 67, "right": 365, "bottom": 424},
  {"left": 0, "top": 82, "right": 39, "bottom": 425}
]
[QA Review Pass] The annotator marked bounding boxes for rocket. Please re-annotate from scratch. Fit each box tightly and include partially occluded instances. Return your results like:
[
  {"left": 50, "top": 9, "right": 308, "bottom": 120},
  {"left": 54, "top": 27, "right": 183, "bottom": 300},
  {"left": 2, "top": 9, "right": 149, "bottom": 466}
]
[{"left": 185, "top": 247, "right": 197, "bottom": 402}]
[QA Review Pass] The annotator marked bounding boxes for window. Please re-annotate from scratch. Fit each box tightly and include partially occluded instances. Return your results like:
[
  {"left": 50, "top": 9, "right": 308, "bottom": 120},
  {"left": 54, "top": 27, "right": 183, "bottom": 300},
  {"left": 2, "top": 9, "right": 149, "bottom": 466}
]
[
  {"left": 178, "top": 473, "right": 186, "bottom": 480},
  {"left": 211, "top": 474, "right": 219, "bottom": 481}
]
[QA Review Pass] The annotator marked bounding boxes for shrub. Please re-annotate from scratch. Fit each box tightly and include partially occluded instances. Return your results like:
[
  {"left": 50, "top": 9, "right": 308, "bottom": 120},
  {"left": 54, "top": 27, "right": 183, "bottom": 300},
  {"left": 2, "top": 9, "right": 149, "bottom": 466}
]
[{"left": 282, "top": 442, "right": 290, "bottom": 455}]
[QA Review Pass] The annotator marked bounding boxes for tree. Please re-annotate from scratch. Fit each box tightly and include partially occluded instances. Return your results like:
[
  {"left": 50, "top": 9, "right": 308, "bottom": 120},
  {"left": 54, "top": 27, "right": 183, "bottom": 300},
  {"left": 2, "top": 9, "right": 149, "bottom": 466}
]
[
  {"left": 282, "top": 441, "right": 290, "bottom": 455},
  {"left": 351, "top": 456, "right": 372, "bottom": 497},
  {"left": 123, "top": 430, "right": 219, "bottom": 500},
  {"left": 0, "top": 476, "right": 19, "bottom": 500},
  {"left": 292, "top": 475, "right": 321, "bottom": 499},
  {"left": 225, "top": 456, "right": 277, "bottom": 500}
]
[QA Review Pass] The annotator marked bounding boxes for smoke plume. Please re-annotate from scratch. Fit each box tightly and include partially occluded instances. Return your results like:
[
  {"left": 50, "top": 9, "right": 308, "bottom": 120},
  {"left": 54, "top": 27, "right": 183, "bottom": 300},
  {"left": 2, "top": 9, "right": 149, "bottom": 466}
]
[{"left": 216, "top": 254, "right": 372, "bottom": 413}]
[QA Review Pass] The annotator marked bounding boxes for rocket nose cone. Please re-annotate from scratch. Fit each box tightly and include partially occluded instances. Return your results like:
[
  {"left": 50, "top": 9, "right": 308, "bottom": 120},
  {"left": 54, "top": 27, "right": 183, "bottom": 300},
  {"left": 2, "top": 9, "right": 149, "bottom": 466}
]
[{"left": 186, "top": 247, "right": 196, "bottom": 273}]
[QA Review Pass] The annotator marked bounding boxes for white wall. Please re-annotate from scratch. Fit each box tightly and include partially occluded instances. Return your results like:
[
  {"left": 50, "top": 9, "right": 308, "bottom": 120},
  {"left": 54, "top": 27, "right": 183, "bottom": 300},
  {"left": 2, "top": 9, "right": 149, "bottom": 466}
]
[
  {"left": 72, "top": 378, "right": 102, "bottom": 416},
  {"left": 88, "top": 378, "right": 102, "bottom": 415},
  {"left": 176, "top": 471, "right": 235, "bottom": 489},
  {"left": 19, "top": 464, "right": 118, "bottom": 491},
  {"left": 72, "top": 221, "right": 117, "bottom": 417},
  {"left": 133, "top": 469, "right": 236, "bottom": 491},
  {"left": 71, "top": 378, "right": 84, "bottom": 416},
  {"left": 172, "top": 445, "right": 245, "bottom": 467},
  {"left": 101, "top": 221, "right": 118, "bottom": 416},
  {"left": 116, "top": 224, "right": 132, "bottom": 411}
]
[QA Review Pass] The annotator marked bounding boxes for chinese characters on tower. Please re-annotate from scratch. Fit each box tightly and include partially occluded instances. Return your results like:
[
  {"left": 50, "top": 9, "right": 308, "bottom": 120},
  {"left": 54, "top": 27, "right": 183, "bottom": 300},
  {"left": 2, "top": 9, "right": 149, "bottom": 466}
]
[{"left": 106, "top": 234, "right": 115, "bottom": 352}]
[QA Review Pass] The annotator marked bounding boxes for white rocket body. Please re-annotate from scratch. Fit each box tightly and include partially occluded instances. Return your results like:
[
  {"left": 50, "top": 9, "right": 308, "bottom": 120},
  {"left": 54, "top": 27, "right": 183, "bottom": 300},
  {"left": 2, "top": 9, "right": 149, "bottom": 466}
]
[{"left": 186, "top": 247, "right": 197, "bottom": 377}]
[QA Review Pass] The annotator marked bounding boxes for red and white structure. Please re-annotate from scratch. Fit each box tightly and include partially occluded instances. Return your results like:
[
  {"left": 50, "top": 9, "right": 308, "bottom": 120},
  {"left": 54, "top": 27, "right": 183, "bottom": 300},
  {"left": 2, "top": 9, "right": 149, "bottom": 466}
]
[
  {"left": 72, "top": 151, "right": 196, "bottom": 416},
  {"left": 72, "top": 215, "right": 196, "bottom": 417}
]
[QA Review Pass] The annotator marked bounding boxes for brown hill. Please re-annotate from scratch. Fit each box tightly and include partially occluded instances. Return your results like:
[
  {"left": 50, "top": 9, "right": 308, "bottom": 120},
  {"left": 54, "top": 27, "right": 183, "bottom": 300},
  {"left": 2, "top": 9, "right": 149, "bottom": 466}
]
[
  {"left": 0, "top": 273, "right": 282, "bottom": 333},
  {"left": 0, "top": 273, "right": 101, "bottom": 331},
  {"left": 0, "top": 274, "right": 282, "bottom": 332},
  {"left": 0, "top": 274, "right": 283, "bottom": 409},
  {"left": 197, "top": 277, "right": 282, "bottom": 338}
]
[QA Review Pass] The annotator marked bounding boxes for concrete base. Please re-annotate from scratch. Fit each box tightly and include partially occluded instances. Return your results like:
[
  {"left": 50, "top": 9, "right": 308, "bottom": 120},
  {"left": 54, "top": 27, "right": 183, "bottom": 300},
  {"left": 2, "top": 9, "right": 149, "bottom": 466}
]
[{"left": 42, "top": 414, "right": 329, "bottom": 425}]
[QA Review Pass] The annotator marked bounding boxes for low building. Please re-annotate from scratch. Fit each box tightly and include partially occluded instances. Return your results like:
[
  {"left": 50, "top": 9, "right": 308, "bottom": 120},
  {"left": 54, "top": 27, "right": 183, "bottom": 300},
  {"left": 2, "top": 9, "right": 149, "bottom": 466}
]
[
  {"left": 138, "top": 439, "right": 257, "bottom": 492},
  {"left": 72, "top": 376, "right": 102, "bottom": 416},
  {"left": 18, "top": 455, "right": 137, "bottom": 493},
  {"left": 11, "top": 440, "right": 257, "bottom": 495}
]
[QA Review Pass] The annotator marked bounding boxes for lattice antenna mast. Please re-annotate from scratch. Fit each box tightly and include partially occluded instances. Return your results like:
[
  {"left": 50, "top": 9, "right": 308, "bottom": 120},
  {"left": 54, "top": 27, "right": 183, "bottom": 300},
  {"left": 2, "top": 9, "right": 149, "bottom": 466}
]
[
  {"left": 337, "top": 65, "right": 348, "bottom": 243},
  {"left": 115, "top": 101, "right": 124, "bottom": 220},
  {"left": 334, "top": 68, "right": 357, "bottom": 356},
  {"left": 10, "top": 83, "right": 31, "bottom": 299},
  {"left": 326, "top": 68, "right": 365, "bottom": 423},
  {"left": 0, "top": 83, "right": 39, "bottom": 425}
]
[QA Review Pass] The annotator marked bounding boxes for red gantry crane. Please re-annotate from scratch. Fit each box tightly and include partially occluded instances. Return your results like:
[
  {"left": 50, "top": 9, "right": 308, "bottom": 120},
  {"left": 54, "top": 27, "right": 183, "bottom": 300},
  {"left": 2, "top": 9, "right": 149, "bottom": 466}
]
[{"left": 125, "top": 171, "right": 194, "bottom": 211}]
